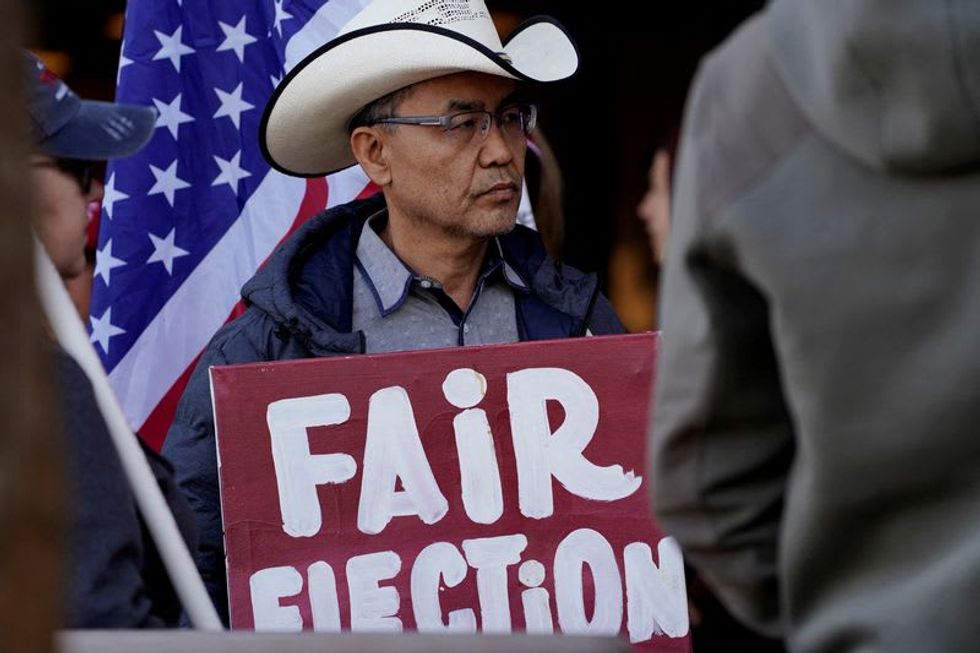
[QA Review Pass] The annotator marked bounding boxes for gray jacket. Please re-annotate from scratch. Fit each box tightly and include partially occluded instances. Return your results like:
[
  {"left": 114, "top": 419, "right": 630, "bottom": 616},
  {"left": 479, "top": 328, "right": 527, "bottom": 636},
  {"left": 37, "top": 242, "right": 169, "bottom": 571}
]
[{"left": 649, "top": 2, "right": 980, "bottom": 652}]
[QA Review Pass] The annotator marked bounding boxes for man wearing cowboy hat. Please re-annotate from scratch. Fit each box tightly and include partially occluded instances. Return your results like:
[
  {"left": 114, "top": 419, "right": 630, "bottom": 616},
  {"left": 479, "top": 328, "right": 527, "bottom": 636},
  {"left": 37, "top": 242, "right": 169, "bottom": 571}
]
[{"left": 163, "top": 0, "right": 624, "bottom": 621}]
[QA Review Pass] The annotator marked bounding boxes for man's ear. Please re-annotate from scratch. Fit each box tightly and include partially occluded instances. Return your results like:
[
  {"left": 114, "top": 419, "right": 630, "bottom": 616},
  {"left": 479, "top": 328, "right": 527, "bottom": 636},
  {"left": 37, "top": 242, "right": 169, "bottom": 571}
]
[{"left": 350, "top": 127, "right": 392, "bottom": 186}]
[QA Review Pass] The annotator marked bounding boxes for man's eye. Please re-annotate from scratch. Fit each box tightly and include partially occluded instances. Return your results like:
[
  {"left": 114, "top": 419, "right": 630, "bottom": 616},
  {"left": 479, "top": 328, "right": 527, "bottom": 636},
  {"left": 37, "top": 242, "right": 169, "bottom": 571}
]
[
  {"left": 448, "top": 114, "right": 480, "bottom": 131},
  {"left": 500, "top": 110, "right": 522, "bottom": 126}
]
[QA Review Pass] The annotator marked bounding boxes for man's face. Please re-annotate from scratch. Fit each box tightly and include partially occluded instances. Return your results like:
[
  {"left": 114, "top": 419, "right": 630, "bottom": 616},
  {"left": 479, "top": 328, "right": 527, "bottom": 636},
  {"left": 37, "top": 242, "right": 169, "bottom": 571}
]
[
  {"left": 30, "top": 155, "right": 102, "bottom": 279},
  {"left": 378, "top": 72, "right": 527, "bottom": 243}
]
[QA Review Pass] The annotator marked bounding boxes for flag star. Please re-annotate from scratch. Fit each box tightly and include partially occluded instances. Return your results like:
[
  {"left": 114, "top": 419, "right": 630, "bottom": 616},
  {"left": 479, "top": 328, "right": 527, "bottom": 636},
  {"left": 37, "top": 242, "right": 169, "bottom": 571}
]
[
  {"left": 146, "top": 228, "right": 190, "bottom": 275},
  {"left": 117, "top": 52, "right": 133, "bottom": 85},
  {"left": 270, "top": 72, "right": 282, "bottom": 89},
  {"left": 214, "top": 83, "right": 254, "bottom": 129},
  {"left": 90, "top": 307, "right": 126, "bottom": 355},
  {"left": 102, "top": 173, "right": 129, "bottom": 220},
  {"left": 153, "top": 93, "right": 194, "bottom": 140},
  {"left": 152, "top": 26, "right": 195, "bottom": 73},
  {"left": 212, "top": 151, "right": 252, "bottom": 191},
  {"left": 94, "top": 239, "right": 127, "bottom": 286},
  {"left": 148, "top": 160, "right": 191, "bottom": 207},
  {"left": 273, "top": 0, "right": 294, "bottom": 37},
  {"left": 217, "top": 16, "right": 257, "bottom": 63}
]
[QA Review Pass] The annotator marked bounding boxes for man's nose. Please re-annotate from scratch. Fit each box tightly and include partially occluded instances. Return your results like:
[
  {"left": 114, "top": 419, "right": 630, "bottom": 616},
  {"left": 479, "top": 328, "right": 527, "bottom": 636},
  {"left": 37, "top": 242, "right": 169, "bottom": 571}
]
[{"left": 478, "top": 119, "right": 518, "bottom": 167}]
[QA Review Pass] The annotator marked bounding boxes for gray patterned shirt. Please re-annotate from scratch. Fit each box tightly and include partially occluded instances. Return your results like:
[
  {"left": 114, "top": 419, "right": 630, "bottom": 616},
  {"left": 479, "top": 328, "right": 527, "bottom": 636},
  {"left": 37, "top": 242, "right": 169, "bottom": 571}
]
[{"left": 351, "top": 213, "right": 529, "bottom": 354}]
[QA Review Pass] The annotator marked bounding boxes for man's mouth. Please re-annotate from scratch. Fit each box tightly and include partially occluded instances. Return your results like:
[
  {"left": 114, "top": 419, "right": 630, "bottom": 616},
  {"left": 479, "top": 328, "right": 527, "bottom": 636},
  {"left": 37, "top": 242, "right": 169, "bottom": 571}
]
[{"left": 479, "top": 181, "right": 519, "bottom": 201}]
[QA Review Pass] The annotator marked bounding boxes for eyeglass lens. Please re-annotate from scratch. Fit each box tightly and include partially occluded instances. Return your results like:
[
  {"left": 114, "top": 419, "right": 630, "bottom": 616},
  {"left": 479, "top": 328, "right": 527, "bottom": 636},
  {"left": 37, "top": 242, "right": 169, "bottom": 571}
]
[{"left": 449, "top": 105, "right": 535, "bottom": 141}]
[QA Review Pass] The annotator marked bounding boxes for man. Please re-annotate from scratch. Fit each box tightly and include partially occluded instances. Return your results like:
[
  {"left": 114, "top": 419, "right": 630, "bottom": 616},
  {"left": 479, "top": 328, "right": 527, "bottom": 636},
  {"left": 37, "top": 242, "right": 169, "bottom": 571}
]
[
  {"left": 26, "top": 51, "right": 196, "bottom": 627},
  {"left": 650, "top": 1, "right": 980, "bottom": 652},
  {"left": 164, "top": 0, "right": 623, "bottom": 623}
]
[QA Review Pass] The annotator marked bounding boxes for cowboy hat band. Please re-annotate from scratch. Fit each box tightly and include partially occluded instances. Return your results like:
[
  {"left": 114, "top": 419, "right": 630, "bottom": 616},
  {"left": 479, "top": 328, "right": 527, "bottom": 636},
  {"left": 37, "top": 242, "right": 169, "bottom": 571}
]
[{"left": 260, "top": 0, "right": 579, "bottom": 177}]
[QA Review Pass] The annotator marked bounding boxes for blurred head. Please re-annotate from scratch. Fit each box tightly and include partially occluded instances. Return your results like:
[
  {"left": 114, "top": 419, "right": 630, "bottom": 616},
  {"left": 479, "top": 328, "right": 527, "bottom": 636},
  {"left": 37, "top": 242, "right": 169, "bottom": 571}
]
[
  {"left": 24, "top": 51, "right": 155, "bottom": 279},
  {"left": 29, "top": 156, "right": 103, "bottom": 279},
  {"left": 637, "top": 148, "right": 672, "bottom": 265},
  {"left": 351, "top": 71, "right": 532, "bottom": 243}
]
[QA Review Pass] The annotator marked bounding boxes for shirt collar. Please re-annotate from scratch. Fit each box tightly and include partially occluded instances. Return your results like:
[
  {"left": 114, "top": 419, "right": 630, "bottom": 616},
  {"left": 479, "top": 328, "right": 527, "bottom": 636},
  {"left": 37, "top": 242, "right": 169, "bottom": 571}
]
[
  {"left": 492, "top": 237, "right": 531, "bottom": 293},
  {"left": 355, "top": 212, "right": 414, "bottom": 317},
  {"left": 355, "top": 213, "right": 531, "bottom": 318}
]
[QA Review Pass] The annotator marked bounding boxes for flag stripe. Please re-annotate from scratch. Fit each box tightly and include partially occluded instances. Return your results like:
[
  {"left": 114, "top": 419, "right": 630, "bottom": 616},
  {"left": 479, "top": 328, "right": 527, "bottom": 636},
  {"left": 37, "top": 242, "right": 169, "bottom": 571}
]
[{"left": 140, "top": 350, "right": 201, "bottom": 451}]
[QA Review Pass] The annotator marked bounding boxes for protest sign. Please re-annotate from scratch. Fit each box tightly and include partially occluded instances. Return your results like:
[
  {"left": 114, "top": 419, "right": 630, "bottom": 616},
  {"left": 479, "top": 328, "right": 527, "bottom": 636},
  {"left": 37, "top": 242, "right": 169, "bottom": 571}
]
[{"left": 212, "top": 333, "right": 689, "bottom": 650}]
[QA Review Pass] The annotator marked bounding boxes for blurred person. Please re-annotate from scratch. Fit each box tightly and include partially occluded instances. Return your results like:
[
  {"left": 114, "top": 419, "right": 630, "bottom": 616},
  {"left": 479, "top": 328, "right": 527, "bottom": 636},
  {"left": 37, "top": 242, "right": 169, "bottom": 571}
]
[
  {"left": 62, "top": 186, "right": 103, "bottom": 319},
  {"left": 164, "top": 0, "right": 624, "bottom": 623},
  {"left": 636, "top": 147, "right": 672, "bottom": 266},
  {"left": 0, "top": 10, "right": 61, "bottom": 652},
  {"left": 650, "top": 1, "right": 980, "bottom": 652},
  {"left": 609, "top": 140, "right": 673, "bottom": 333},
  {"left": 520, "top": 128, "right": 565, "bottom": 260},
  {"left": 26, "top": 51, "right": 196, "bottom": 628}
]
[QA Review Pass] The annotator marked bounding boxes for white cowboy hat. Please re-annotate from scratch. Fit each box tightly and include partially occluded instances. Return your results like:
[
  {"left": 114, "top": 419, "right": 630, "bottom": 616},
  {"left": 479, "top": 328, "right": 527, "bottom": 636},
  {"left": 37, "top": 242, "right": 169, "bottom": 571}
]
[{"left": 260, "top": 0, "right": 579, "bottom": 177}]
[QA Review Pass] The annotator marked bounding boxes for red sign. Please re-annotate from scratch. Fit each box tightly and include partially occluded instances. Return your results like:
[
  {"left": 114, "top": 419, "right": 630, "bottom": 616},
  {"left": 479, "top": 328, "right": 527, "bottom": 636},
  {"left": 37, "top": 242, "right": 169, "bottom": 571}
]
[{"left": 212, "top": 333, "right": 689, "bottom": 651}]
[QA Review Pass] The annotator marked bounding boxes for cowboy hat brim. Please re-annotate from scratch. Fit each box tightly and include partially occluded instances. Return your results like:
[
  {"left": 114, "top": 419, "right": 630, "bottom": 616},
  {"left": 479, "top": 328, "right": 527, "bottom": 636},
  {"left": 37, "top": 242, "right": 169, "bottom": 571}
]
[{"left": 260, "top": 17, "right": 578, "bottom": 177}]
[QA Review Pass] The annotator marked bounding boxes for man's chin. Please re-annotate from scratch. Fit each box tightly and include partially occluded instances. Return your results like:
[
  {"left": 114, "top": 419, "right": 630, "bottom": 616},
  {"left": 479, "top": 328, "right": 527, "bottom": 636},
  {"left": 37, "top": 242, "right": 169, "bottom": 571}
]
[
  {"left": 445, "top": 207, "right": 517, "bottom": 240},
  {"left": 477, "top": 213, "right": 518, "bottom": 238}
]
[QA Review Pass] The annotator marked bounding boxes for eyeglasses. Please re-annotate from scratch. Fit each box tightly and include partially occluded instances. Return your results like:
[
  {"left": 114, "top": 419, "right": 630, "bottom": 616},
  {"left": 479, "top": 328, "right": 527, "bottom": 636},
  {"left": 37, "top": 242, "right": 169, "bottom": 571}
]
[
  {"left": 32, "top": 158, "right": 94, "bottom": 194},
  {"left": 373, "top": 103, "right": 537, "bottom": 147}
]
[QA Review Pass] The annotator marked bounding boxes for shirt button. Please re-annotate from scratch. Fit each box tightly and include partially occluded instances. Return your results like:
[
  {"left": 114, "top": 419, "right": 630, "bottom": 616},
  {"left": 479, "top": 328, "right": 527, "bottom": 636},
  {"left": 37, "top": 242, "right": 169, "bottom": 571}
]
[
  {"left": 463, "top": 324, "right": 471, "bottom": 333},
  {"left": 420, "top": 279, "right": 433, "bottom": 289}
]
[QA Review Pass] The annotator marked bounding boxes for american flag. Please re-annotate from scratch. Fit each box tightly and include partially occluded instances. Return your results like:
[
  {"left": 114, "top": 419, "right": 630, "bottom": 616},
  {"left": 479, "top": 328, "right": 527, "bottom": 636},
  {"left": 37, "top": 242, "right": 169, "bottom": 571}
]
[{"left": 90, "top": 0, "right": 376, "bottom": 450}]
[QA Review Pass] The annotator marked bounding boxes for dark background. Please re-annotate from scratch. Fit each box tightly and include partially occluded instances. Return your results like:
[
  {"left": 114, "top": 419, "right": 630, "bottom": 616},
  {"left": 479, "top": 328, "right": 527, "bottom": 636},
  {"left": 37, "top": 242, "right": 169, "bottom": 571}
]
[
  {"left": 29, "top": 0, "right": 764, "bottom": 330},
  {"left": 489, "top": 1, "right": 764, "bottom": 265},
  {"left": 490, "top": 2, "right": 765, "bottom": 328}
]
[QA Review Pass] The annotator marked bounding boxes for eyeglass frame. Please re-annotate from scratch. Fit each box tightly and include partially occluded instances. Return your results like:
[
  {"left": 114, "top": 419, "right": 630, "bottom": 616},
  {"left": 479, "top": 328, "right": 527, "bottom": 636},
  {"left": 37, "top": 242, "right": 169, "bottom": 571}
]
[
  {"left": 32, "top": 157, "right": 94, "bottom": 195},
  {"left": 370, "top": 102, "right": 538, "bottom": 145}
]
